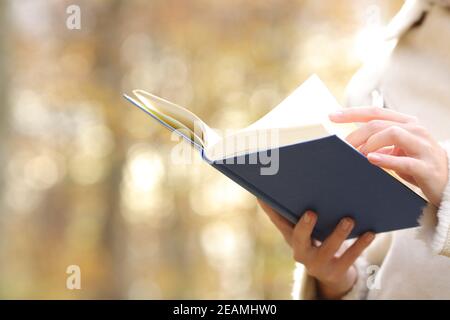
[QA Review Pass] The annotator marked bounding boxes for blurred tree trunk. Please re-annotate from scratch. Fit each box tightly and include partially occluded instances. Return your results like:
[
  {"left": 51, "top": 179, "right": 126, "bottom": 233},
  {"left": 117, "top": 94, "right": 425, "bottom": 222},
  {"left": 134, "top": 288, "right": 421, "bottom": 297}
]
[
  {"left": 93, "top": 0, "right": 128, "bottom": 299},
  {"left": 0, "top": 1, "right": 9, "bottom": 197},
  {"left": 0, "top": 1, "right": 10, "bottom": 297}
]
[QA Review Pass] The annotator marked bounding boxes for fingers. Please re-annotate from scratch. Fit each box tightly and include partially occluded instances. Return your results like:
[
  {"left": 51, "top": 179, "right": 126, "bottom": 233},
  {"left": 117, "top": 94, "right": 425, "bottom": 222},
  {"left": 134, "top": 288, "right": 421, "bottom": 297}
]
[
  {"left": 335, "top": 232, "right": 375, "bottom": 273},
  {"left": 333, "top": 108, "right": 447, "bottom": 207},
  {"left": 345, "top": 120, "right": 430, "bottom": 151},
  {"left": 292, "top": 211, "right": 317, "bottom": 262},
  {"left": 258, "top": 200, "right": 294, "bottom": 245},
  {"left": 329, "top": 107, "right": 417, "bottom": 124},
  {"left": 289, "top": 213, "right": 376, "bottom": 293},
  {"left": 372, "top": 146, "right": 396, "bottom": 155},
  {"left": 360, "top": 126, "right": 425, "bottom": 156},
  {"left": 345, "top": 120, "right": 402, "bottom": 149},
  {"left": 367, "top": 152, "right": 425, "bottom": 179},
  {"left": 318, "top": 218, "right": 354, "bottom": 261},
  {"left": 293, "top": 216, "right": 368, "bottom": 289}
]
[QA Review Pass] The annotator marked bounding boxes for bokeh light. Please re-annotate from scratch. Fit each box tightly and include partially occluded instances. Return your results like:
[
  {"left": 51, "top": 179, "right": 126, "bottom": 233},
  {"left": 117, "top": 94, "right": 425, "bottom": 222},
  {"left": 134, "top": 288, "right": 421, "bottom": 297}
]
[{"left": 0, "top": 0, "right": 402, "bottom": 299}]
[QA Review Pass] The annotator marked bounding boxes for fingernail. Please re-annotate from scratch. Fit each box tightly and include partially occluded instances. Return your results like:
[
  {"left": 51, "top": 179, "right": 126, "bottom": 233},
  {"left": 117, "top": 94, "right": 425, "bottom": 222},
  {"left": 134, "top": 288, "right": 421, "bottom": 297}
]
[
  {"left": 340, "top": 218, "right": 353, "bottom": 231},
  {"left": 365, "top": 232, "right": 375, "bottom": 243},
  {"left": 368, "top": 153, "right": 381, "bottom": 162},
  {"left": 329, "top": 111, "right": 344, "bottom": 119},
  {"left": 302, "top": 211, "right": 313, "bottom": 224}
]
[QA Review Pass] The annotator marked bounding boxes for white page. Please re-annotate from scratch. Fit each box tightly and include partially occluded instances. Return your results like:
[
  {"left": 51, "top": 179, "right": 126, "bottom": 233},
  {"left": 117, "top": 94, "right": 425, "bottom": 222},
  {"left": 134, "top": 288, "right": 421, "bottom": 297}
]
[
  {"left": 245, "top": 75, "right": 350, "bottom": 137},
  {"left": 204, "top": 75, "right": 356, "bottom": 160}
]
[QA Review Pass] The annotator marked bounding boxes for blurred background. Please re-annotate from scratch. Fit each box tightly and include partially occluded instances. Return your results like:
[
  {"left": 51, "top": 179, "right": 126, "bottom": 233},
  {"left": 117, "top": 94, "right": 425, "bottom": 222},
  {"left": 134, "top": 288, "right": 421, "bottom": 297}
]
[{"left": 0, "top": 0, "right": 402, "bottom": 299}]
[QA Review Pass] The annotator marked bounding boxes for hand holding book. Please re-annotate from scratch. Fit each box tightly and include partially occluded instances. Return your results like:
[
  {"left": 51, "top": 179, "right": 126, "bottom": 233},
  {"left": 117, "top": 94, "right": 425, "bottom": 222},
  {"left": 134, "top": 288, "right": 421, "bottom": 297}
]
[
  {"left": 258, "top": 199, "right": 374, "bottom": 300},
  {"left": 329, "top": 107, "right": 449, "bottom": 207},
  {"left": 259, "top": 106, "right": 448, "bottom": 299}
]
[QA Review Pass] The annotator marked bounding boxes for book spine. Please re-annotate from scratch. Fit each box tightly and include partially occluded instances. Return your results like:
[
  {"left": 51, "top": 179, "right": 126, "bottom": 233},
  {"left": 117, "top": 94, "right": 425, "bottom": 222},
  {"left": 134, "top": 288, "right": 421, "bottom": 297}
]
[{"left": 210, "top": 162, "right": 299, "bottom": 224}]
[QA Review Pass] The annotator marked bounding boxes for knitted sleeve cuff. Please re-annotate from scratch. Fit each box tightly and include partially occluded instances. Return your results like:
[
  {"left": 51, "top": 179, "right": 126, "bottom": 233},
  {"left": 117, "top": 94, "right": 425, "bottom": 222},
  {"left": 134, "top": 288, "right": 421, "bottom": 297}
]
[
  {"left": 341, "top": 257, "right": 371, "bottom": 300},
  {"left": 417, "top": 141, "right": 450, "bottom": 257},
  {"left": 291, "top": 257, "right": 371, "bottom": 300}
]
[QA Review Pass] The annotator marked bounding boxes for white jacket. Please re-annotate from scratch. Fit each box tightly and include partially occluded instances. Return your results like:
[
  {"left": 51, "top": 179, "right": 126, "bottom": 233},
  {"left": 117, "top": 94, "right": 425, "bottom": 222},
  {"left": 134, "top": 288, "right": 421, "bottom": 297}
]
[{"left": 293, "top": 1, "right": 450, "bottom": 299}]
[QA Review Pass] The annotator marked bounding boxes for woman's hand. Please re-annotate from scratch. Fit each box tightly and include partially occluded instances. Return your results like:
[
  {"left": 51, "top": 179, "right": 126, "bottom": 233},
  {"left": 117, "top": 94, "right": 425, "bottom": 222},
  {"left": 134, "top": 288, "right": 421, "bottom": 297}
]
[
  {"left": 330, "top": 107, "right": 449, "bottom": 207},
  {"left": 258, "top": 200, "right": 375, "bottom": 299}
]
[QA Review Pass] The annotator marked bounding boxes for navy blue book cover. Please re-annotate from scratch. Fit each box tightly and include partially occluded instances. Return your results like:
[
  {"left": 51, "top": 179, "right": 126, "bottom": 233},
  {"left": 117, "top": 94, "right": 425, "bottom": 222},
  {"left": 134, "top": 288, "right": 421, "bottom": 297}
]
[{"left": 211, "top": 135, "right": 427, "bottom": 241}]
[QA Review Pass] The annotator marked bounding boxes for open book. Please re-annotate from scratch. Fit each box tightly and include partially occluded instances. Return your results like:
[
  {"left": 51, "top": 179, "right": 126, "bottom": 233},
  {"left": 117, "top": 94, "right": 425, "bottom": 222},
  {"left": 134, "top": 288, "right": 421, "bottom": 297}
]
[
  {"left": 124, "top": 76, "right": 356, "bottom": 161},
  {"left": 124, "top": 75, "right": 426, "bottom": 241}
]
